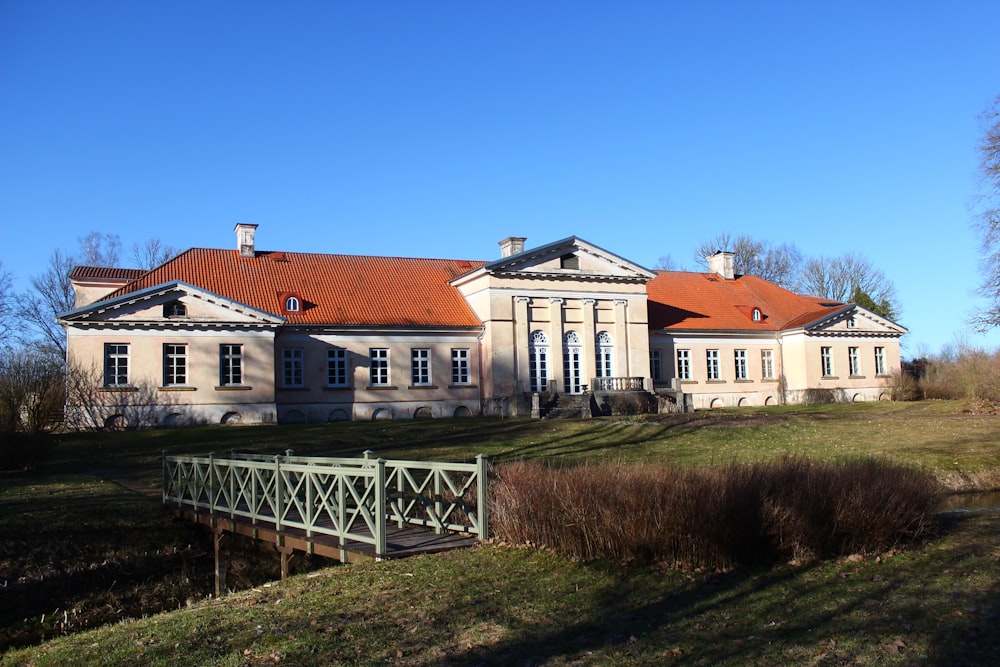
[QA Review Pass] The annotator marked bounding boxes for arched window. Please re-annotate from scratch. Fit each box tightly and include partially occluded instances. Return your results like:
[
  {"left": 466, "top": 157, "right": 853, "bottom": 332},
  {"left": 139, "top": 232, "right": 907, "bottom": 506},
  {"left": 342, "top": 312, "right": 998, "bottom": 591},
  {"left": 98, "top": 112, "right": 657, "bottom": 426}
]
[
  {"left": 528, "top": 330, "right": 548, "bottom": 392},
  {"left": 595, "top": 331, "right": 613, "bottom": 378},
  {"left": 563, "top": 331, "right": 583, "bottom": 394},
  {"left": 752, "top": 308, "right": 762, "bottom": 322},
  {"left": 285, "top": 296, "right": 300, "bottom": 312}
]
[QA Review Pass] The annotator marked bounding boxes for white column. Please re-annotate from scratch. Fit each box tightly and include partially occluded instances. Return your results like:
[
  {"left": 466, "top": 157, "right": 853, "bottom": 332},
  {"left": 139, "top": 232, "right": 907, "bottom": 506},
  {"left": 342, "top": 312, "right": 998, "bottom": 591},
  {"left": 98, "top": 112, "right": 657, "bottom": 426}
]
[
  {"left": 614, "top": 299, "right": 629, "bottom": 377},
  {"left": 549, "top": 298, "right": 565, "bottom": 392},
  {"left": 514, "top": 296, "right": 531, "bottom": 392},
  {"left": 582, "top": 299, "right": 596, "bottom": 389}
]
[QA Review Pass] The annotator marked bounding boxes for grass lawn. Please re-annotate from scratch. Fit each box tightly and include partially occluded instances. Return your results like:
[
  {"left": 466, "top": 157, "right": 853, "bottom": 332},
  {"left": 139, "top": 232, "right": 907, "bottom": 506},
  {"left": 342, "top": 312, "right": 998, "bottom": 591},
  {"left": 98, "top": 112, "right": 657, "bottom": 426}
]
[{"left": 2, "top": 399, "right": 999, "bottom": 664}]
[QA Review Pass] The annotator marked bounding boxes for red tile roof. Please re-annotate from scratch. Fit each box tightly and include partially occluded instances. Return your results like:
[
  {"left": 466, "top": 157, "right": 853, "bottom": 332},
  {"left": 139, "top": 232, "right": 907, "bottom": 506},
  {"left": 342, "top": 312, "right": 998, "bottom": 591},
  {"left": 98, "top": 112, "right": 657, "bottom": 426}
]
[
  {"left": 71, "top": 266, "right": 148, "bottom": 280},
  {"left": 647, "top": 271, "right": 844, "bottom": 331},
  {"left": 106, "top": 249, "right": 486, "bottom": 328}
]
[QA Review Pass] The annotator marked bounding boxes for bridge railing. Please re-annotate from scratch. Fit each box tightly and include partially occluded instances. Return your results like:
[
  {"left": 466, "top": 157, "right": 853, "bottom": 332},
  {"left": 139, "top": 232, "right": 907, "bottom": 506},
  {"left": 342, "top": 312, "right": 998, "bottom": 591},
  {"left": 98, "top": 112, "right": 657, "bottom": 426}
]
[{"left": 162, "top": 452, "right": 489, "bottom": 559}]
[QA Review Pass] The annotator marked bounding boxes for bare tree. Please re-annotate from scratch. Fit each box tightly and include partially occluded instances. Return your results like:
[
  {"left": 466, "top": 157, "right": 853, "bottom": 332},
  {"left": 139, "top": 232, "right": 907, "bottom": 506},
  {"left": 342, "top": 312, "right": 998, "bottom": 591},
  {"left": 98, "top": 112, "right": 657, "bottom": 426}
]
[
  {"left": 654, "top": 255, "right": 680, "bottom": 271},
  {"left": 973, "top": 94, "right": 1000, "bottom": 331},
  {"left": 64, "top": 360, "right": 178, "bottom": 431},
  {"left": 77, "top": 232, "right": 122, "bottom": 267},
  {"left": 19, "top": 249, "right": 76, "bottom": 361},
  {"left": 0, "top": 347, "right": 65, "bottom": 433},
  {"left": 131, "top": 238, "right": 179, "bottom": 270},
  {"left": 694, "top": 233, "right": 802, "bottom": 289},
  {"left": 0, "top": 261, "right": 13, "bottom": 348},
  {"left": 800, "top": 253, "right": 900, "bottom": 320}
]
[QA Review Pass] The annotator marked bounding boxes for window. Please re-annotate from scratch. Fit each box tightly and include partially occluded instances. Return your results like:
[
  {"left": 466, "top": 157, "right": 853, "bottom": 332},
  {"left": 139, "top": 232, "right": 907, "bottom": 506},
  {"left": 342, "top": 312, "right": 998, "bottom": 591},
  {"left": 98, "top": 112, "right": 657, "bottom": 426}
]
[
  {"left": 761, "top": 349, "right": 775, "bottom": 380},
  {"left": 285, "top": 296, "right": 300, "bottom": 312},
  {"left": 706, "top": 349, "right": 720, "bottom": 381},
  {"left": 874, "top": 347, "right": 886, "bottom": 376},
  {"left": 451, "top": 348, "right": 470, "bottom": 385},
  {"left": 676, "top": 349, "right": 691, "bottom": 381},
  {"left": 848, "top": 347, "right": 860, "bottom": 376},
  {"left": 411, "top": 348, "right": 431, "bottom": 386},
  {"left": 104, "top": 344, "right": 129, "bottom": 387},
  {"left": 163, "top": 344, "right": 187, "bottom": 386},
  {"left": 528, "top": 330, "right": 548, "bottom": 392},
  {"left": 282, "top": 348, "right": 304, "bottom": 387},
  {"left": 820, "top": 346, "right": 833, "bottom": 377},
  {"left": 370, "top": 348, "right": 390, "bottom": 386},
  {"left": 327, "top": 348, "right": 348, "bottom": 387},
  {"left": 752, "top": 308, "right": 762, "bottom": 322},
  {"left": 220, "top": 344, "right": 243, "bottom": 386},
  {"left": 560, "top": 253, "right": 579, "bottom": 270},
  {"left": 595, "top": 331, "right": 613, "bottom": 378},
  {"left": 847, "top": 315, "right": 856, "bottom": 328},
  {"left": 650, "top": 349, "right": 662, "bottom": 382},
  {"left": 163, "top": 301, "right": 186, "bottom": 317},
  {"left": 734, "top": 349, "right": 748, "bottom": 380},
  {"left": 563, "top": 331, "right": 583, "bottom": 394}
]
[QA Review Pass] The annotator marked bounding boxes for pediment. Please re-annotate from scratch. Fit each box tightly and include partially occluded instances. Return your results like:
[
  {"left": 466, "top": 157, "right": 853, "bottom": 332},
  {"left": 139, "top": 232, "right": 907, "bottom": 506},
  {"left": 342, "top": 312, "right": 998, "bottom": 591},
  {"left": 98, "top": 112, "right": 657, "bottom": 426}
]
[
  {"left": 480, "top": 236, "right": 655, "bottom": 283},
  {"left": 805, "top": 305, "right": 907, "bottom": 336},
  {"left": 58, "top": 281, "right": 285, "bottom": 327}
]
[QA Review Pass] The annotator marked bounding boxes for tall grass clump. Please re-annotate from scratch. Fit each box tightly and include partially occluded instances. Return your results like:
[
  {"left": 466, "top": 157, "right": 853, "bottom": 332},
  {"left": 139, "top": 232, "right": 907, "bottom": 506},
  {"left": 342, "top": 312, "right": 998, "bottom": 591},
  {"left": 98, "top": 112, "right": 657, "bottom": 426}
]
[{"left": 490, "top": 457, "right": 940, "bottom": 569}]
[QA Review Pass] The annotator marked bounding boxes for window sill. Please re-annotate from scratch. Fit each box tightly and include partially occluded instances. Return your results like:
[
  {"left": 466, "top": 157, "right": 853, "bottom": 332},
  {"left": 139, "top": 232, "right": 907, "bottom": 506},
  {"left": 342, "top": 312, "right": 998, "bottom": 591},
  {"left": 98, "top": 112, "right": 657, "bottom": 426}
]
[
  {"left": 280, "top": 387, "right": 310, "bottom": 391},
  {"left": 99, "top": 387, "right": 138, "bottom": 393},
  {"left": 821, "top": 376, "right": 839, "bottom": 380},
  {"left": 215, "top": 386, "right": 252, "bottom": 391},
  {"left": 159, "top": 386, "right": 197, "bottom": 392},
  {"left": 734, "top": 379, "right": 754, "bottom": 383},
  {"left": 706, "top": 380, "right": 726, "bottom": 384},
  {"left": 367, "top": 385, "right": 398, "bottom": 391},
  {"left": 323, "top": 386, "right": 353, "bottom": 391},
  {"left": 679, "top": 380, "right": 697, "bottom": 384},
  {"left": 408, "top": 385, "right": 439, "bottom": 390},
  {"left": 761, "top": 378, "right": 779, "bottom": 383},
  {"left": 849, "top": 375, "right": 866, "bottom": 379},
  {"left": 448, "top": 383, "right": 477, "bottom": 389}
]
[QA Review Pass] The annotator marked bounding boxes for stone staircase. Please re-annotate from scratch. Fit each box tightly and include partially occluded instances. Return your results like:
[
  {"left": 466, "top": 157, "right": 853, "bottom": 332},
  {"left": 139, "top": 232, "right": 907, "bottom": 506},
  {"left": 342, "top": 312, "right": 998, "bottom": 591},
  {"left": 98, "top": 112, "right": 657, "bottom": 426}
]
[{"left": 541, "top": 393, "right": 592, "bottom": 419}]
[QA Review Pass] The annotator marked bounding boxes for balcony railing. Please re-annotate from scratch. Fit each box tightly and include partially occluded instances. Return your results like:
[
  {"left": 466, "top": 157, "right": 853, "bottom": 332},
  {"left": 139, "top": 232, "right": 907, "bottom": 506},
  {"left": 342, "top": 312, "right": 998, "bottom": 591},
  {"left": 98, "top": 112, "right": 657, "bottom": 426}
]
[{"left": 590, "top": 376, "right": 647, "bottom": 392}]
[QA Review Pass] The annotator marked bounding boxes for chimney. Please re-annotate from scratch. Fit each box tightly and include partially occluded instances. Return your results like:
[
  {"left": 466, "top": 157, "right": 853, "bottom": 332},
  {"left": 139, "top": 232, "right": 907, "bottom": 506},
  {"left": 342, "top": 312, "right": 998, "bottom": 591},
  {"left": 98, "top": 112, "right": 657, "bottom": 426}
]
[
  {"left": 499, "top": 236, "right": 526, "bottom": 258},
  {"left": 707, "top": 250, "right": 735, "bottom": 280},
  {"left": 235, "top": 223, "right": 259, "bottom": 258}
]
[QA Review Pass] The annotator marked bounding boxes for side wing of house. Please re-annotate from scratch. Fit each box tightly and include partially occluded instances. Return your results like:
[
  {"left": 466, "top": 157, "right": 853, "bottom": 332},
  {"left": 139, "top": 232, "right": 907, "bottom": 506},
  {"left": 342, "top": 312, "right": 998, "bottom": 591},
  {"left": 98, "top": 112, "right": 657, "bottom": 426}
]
[
  {"left": 779, "top": 306, "right": 907, "bottom": 404},
  {"left": 59, "top": 282, "right": 283, "bottom": 428},
  {"left": 451, "top": 237, "right": 655, "bottom": 415}
]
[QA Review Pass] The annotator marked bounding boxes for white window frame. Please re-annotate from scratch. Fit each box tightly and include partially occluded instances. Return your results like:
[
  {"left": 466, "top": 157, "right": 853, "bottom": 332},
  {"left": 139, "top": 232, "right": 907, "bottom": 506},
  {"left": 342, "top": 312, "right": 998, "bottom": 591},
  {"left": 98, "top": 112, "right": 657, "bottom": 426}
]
[
  {"left": 595, "top": 331, "right": 613, "bottom": 379},
  {"left": 163, "top": 343, "right": 187, "bottom": 386},
  {"left": 282, "top": 348, "right": 304, "bottom": 387},
  {"left": 734, "top": 349, "right": 748, "bottom": 381},
  {"left": 451, "top": 348, "right": 470, "bottom": 385},
  {"left": 528, "top": 330, "right": 548, "bottom": 392},
  {"left": 706, "top": 349, "right": 720, "bottom": 381},
  {"left": 411, "top": 348, "right": 431, "bottom": 386},
  {"left": 848, "top": 346, "right": 861, "bottom": 376},
  {"left": 220, "top": 344, "right": 243, "bottom": 386},
  {"left": 563, "top": 331, "right": 583, "bottom": 394},
  {"left": 874, "top": 347, "right": 886, "bottom": 376},
  {"left": 327, "top": 348, "right": 349, "bottom": 387},
  {"left": 820, "top": 346, "right": 834, "bottom": 377},
  {"left": 370, "top": 348, "right": 390, "bottom": 386},
  {"left": 285, "top": 296, "right": 300, "bottom": 312},
  {"left": 676, "top": 349, "right": 691, "bottom": 381},
  {"left": 104, "top": 343, "right": 129, "bottom": 387},
  {"left": 761, "top": 349, "right": 774, "bottom": 380}
]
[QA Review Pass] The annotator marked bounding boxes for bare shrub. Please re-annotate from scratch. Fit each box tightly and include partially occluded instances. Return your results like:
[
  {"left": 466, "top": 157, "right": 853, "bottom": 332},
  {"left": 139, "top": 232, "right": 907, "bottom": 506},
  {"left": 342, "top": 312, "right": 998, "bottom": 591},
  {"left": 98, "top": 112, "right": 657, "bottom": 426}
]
[
  {"left": 0, "top": 347, "right": 64, "bottom": 433},
  {"left": 64, "top": 361, "right": 178, "bottom": 431},
  {"left": 885, "top": 368, "right": 920, "bottom": 401},
  {"left": 490, "top": 458, "right": 939, "bottom": 569},
  {"left": 803, "top": 388, "right": 847, "bottom": 405},
  {"left": 911, "top": 346, "right": 1000, "bottom": 402}
]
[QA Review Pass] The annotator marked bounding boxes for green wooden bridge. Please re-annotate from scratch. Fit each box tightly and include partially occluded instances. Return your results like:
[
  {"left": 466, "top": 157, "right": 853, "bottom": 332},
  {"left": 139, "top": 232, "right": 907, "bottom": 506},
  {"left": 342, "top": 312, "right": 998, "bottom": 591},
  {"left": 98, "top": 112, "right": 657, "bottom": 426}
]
[{"left": 162, "top": 450, "right": 489, "bottom": 590}]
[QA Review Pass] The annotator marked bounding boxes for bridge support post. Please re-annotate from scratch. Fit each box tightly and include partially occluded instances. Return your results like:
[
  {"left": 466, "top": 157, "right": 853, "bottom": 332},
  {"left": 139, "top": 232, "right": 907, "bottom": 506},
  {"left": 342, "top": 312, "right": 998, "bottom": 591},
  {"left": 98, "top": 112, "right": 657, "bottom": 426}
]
[
  {"left": 277, "top": 544, "right": 295, "bottom": 580},
  {"left": 213, "top": 530, "right": 227, "bottom": 598}
]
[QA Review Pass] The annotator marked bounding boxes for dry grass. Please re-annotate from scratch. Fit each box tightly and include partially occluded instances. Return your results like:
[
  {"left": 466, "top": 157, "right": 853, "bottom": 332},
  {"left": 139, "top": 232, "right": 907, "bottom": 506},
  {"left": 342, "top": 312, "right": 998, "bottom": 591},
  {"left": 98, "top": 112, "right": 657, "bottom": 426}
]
[{"left": 491, "top": 457, "right": 940, "bottom": 569}]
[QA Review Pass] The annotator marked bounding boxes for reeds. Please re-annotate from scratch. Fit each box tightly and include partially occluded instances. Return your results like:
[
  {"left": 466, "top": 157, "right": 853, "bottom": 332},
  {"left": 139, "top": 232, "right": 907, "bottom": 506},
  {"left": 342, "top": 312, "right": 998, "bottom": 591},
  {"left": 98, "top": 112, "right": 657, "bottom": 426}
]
[{"left": 490, "top": 457, "right": 940, "bottom": 568}]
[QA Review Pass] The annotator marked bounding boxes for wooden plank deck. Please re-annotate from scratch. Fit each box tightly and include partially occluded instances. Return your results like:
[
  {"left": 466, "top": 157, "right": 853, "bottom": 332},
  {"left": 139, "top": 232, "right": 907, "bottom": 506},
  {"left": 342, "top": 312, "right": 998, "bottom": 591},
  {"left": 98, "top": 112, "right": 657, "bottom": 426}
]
[{"left": 168, "top": 503, "right": 479, "bottom": 564}]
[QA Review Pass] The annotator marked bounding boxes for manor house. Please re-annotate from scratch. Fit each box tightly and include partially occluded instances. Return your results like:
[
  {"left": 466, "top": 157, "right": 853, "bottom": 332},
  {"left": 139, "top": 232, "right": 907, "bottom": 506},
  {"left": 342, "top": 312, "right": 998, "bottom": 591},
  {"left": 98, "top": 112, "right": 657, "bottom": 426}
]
[{"left": 59, "top": 225, "right": 906, "bottom": 427}]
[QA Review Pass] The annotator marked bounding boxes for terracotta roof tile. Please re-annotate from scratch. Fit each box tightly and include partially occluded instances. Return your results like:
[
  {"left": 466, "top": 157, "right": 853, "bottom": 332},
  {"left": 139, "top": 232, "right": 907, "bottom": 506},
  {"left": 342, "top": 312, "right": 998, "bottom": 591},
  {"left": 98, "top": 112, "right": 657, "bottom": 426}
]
[
  {"left": 647, "top": 271, "right": 844, "bottom": 331},
  {"left": 106, "top": 249, "right": 485, "bottom": 328},
  {"left": 71, "top": 266, "right": 148, "bottom": 280}
]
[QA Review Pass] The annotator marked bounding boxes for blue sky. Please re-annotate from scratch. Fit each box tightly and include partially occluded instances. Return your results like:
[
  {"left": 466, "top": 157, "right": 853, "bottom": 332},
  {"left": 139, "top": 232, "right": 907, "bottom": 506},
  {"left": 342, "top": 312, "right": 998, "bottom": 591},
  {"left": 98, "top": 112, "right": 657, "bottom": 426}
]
[{"left": 2, "top": 0, "right": 999, "bottom": 355}]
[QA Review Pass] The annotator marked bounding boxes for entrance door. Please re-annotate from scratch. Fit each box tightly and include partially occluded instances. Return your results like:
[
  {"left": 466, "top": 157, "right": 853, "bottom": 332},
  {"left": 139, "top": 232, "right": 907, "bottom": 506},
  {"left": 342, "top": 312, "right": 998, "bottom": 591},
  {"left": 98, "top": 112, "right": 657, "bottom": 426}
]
[{"left": 563, "top": 331, "right": 583, "bottom": 394}]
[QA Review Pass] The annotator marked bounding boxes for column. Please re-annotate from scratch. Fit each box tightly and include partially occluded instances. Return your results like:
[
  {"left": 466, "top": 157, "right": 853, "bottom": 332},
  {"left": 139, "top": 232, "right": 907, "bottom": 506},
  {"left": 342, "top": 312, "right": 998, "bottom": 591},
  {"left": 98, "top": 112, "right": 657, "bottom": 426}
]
[
  {"left": 514, "top": 296, "right": 531, "bottom": 392},
  {"left": 614, "top": 299, "right": 629, "bottom": 378},
  {"left": 582, "top": 299, "right": 596, "bottom": 389},
  {"left": 549, "top": 298, "right": 565, "bottom": 392}
]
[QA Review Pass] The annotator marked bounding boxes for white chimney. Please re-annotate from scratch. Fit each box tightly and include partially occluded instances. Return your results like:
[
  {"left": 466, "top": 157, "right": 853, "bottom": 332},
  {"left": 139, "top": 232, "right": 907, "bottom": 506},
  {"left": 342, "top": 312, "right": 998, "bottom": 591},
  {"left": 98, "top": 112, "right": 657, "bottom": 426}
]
[
  {"left": 707, "top": 250, "right": 735, "bottom": 280},
  {"left": 235, "top": 223, "right": 259, "bottom": 258},
  {"left": 499, "top": 236, "right": 526, "bottom": 258}
]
